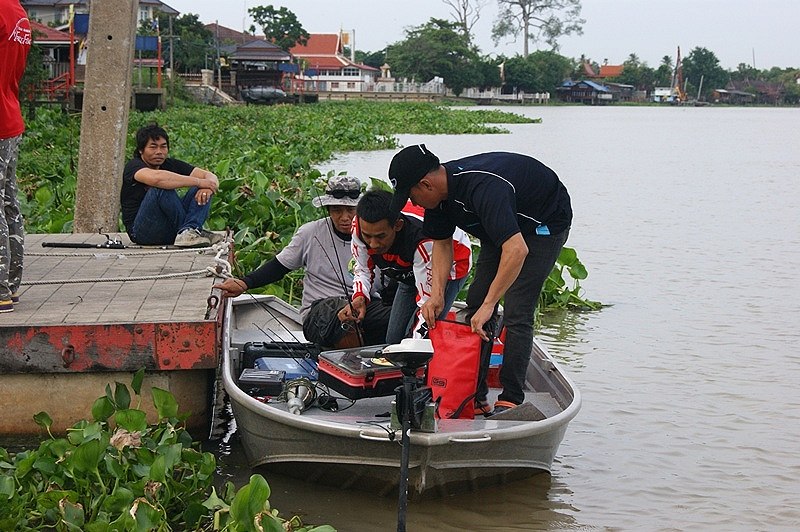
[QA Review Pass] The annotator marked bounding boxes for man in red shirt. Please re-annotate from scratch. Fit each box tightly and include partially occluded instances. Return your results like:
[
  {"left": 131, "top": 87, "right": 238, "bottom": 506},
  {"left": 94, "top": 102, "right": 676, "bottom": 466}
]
[{"left": 0, "top": 0, "right": 31, "bottom": 313}]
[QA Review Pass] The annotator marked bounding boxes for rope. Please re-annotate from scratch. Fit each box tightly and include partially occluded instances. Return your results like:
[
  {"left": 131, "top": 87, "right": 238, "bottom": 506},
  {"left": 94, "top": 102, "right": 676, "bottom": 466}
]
[
  {"left": 21, "top": 244, "right": 234, "bottom": 286},
  {"left": 21, "top": 269, "right": 216, "bottom": 285}
]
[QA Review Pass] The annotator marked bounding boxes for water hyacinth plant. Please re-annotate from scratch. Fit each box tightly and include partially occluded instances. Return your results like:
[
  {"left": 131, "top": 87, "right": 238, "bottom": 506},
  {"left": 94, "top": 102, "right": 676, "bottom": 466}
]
[
  {"left": 0, "top": 369, "right": 334, "bottom": 531},
  {"left": 17, "top": 101, "right": 599, "bottom": 312}
]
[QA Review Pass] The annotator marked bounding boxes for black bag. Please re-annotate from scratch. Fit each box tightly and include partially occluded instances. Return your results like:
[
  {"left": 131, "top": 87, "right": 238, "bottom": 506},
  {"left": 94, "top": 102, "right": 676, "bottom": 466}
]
[{"left": 303, "top": 296, "right": 348, "bottom": 346}]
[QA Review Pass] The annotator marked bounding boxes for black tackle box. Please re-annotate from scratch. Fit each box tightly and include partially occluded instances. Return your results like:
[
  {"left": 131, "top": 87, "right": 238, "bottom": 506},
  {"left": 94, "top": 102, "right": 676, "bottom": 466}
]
[{"left": 238, "top": 368, "right": 285, "bottom": 397}]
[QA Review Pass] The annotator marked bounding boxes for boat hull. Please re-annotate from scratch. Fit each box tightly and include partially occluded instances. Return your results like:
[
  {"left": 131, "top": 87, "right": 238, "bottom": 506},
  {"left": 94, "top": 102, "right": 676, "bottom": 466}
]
[
  {"left": 223, "top": 295, "right": 580, "bottom": 496},
  {"left": 230, "top": 396, "right": 568, "bottom": 496}
]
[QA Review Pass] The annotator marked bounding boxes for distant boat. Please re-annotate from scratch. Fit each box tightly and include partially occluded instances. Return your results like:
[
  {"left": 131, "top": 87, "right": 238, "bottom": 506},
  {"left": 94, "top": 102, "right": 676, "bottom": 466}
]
[{"left": 222, "top": 294, "right": 581, "bottom": 497}]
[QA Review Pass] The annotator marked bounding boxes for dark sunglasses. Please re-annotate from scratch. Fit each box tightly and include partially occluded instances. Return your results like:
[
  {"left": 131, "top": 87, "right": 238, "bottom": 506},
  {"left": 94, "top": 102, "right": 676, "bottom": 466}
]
[{"left": 327, "top": 189, "right": 360, "bottom": 199}]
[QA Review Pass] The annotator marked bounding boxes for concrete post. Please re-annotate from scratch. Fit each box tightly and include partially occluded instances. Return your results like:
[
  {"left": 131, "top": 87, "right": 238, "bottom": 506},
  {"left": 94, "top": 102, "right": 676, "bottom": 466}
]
[
  {"left": 201, "top": 69, "right": 213, "bottom": 86},
  {"left": 73, "top": 0, "right": 139, "bottom": 233}
]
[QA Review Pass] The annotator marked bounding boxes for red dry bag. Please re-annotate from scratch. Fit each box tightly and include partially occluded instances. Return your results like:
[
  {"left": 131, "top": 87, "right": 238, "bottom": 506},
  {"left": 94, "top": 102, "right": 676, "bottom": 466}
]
[{"left": 427, "top": 320, "right": 481, "bottom": 419}]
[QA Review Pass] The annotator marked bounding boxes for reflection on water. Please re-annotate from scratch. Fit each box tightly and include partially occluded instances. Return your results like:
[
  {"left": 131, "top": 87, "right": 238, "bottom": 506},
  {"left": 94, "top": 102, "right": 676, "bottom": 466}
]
[
  {"left": 211, "top": 106, "right": 800, "bottom": 530},
  {"left": 538, "top": 309, "right": 593, "bottom": 367}
]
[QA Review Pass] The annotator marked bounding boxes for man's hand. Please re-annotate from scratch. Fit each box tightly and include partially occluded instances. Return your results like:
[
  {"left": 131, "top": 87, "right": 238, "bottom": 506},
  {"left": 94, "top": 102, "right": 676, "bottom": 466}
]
[
  {"left": 420, "top": 293, "right": 445, "bottom": 329},
  {"left": 338, "top": 295, "right": 367, "bottom": 323},
  {"left": 213, "top": 278, "right": 248, "bottom": 297},
  {"left": 204, "top": 172, "right": 219, "bottom": 191},
  {"left": 470, "top": 302, "right": 495, "bottom": 341},
  {"left": 195, "top": 170, "right": 219, "bottom": 193},
  {"left": 195, "top": 188, "right": 213, "bottom": 205}
]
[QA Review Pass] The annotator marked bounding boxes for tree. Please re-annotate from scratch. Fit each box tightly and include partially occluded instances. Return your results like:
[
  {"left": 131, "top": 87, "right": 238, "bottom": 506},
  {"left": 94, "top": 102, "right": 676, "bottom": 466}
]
[
  {"left": 654, "top": 55, "right": 673, "bottom": 87},
  {"left": 20, "top": 41, "right": 48, "bottom": 102},
  {"left": 504, "top": 49, "right": 572, "bottom": 92},
  {"left": 730, "top": 62, "right": 760, "bottom": 83},
  {"left": 614, "top": 53, "right": 656, "bottom": 92},
  {"left": 491, "top": 0, "right": 584, "bottom": 57},
  {"left": 443, "top": 0, "right": 489, "bottom": 41},
  {"left": 682, "top": 47, "right": 728, "bottom": 99},
  {"left": 153, "top": 13, "right": 214, "bottom": 73},
  {"left": 388, "top": 18, "right": 483, "bottom": 95},
  {"left": 355, "top": 49, "right": 387, "bottom": 69},
  {"left": 476, "top": 55, "right": 504, "bottom": 89},
  {"left": 248, "top": 5, "right": 309, "bottom": 51}
]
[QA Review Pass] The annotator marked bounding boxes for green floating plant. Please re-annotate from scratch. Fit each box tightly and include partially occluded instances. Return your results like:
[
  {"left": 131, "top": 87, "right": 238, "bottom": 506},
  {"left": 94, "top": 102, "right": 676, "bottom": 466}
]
[
  {"left": 539, "top": 246, "right": 602, "bottom": 311},
  {"left": 0, "top": 368, "right": 335, "bottom": 531}
]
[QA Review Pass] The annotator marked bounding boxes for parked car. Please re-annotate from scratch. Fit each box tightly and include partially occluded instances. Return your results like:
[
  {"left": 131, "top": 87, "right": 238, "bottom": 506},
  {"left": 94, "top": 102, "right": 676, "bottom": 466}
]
[{"left": 240, "top": 86, "right": 294, "bottom": 105}]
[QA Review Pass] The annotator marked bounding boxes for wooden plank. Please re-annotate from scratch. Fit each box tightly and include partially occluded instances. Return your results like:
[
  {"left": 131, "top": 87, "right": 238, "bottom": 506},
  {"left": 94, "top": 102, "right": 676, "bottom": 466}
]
[{"left": 1, "top": 233, "right": 228, "bottom": 374}]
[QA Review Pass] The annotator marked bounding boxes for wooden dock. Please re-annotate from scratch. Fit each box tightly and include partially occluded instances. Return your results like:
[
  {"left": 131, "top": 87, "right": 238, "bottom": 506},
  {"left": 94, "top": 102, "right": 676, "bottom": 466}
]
[{"left": 0, "top": 233, "right": 230, "bottom": 438}]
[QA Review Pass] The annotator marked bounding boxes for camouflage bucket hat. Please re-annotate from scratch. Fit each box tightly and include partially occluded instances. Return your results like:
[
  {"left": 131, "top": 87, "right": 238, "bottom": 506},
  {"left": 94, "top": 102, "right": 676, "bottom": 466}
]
[{"left": 311, "top": 175, "right": 362, "bottom": 207}]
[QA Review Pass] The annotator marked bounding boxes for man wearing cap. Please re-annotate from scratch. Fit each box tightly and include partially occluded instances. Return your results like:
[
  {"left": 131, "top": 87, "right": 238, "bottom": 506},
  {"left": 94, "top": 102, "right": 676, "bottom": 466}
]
[
  {"left": 214, "top": 175, "right": 390, "bottom": 347},
  {"left": 387, "top": 145, "right": 572, "bottom": 416}
]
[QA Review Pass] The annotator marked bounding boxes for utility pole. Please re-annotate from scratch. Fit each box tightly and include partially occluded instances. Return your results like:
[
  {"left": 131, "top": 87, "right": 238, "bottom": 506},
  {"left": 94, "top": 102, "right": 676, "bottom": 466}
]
[
  {"left": 215, "top": 21, "right": 221, "bottom": 90},
  {"left": 168, "top": 15, "right": 174, "bottom": 106},
  {"left": 74, "top": 0, "right": 139, "bottom": 233}
]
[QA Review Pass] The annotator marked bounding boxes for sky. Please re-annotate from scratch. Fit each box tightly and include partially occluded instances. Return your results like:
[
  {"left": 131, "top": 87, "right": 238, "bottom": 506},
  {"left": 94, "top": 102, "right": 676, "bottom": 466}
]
[{"left": 165, "top": 0, "right": 799, "bottom": 70}]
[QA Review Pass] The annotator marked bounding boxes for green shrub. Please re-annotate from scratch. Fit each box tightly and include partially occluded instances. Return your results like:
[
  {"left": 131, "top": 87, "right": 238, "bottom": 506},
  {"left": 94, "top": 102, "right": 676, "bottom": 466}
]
[{"left": 0, "top": 369, "right": 334, "bottom": 531}]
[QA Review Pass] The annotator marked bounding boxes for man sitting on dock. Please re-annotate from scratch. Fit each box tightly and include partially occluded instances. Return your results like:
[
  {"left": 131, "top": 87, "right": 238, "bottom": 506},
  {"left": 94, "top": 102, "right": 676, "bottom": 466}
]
[
  {"left": 339, "top": 189, "right": 472, "bottom": 342},
  {"left": 213, "top": 175, "right": 391, "bottom": 347},
  {"left": 121, "top": 124, "right": 222, "bottom": 248}
]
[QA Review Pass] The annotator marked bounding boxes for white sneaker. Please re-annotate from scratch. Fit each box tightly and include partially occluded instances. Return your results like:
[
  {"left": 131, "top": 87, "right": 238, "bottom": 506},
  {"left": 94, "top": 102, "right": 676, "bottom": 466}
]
[
  {"left": 174, "top": 228, "right": 211, "bottom": 247},
  {"left": 199, "top": 229, "right": 224, "bottom": 244}
]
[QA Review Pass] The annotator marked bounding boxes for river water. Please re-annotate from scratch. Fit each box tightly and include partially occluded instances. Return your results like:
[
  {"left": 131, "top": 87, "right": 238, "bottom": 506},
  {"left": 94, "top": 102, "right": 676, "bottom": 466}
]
[{"left": 215, "top": 106, "right": 800, "bottom": 531}]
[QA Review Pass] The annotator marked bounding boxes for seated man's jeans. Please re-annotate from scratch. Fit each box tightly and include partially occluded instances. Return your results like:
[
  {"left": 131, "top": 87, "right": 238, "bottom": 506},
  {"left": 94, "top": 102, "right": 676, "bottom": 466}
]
[{"left": 130, "top": 187, "right": 210, "bottom": 245}]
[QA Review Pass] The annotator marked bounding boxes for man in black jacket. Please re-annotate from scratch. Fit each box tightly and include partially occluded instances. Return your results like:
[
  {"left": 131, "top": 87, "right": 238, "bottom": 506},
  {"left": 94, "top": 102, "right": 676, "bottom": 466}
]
[{"left": 387, "top": 144, "right": 572, "bottom": 416}]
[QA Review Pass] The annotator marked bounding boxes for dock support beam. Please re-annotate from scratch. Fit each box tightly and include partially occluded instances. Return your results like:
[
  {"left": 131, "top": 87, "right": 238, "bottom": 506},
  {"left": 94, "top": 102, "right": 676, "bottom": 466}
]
[{"left": 73, "top": 0, "right": 139, "bottom": 233}]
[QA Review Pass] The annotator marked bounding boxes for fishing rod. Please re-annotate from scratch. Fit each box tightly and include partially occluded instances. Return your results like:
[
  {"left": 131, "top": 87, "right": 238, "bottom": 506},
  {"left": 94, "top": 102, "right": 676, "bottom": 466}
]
[
  {"left": 39, "top": 232, "right": 175, "bottom": 250},
  {"left": 311, "top": 184, "right": 365, "bottom": 346},
  {"left": 249, "top": 294, "right": 355, "bottom": 412},
  {"left": 250, "top": 297, "right": 318, "bottom": 372},
  {"left": 41, "top": 233, "right": 127, "bottom": 249}
]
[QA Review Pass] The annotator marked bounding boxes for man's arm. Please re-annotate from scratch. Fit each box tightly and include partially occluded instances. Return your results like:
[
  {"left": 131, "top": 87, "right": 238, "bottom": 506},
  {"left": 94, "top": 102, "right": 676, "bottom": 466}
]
[
  {"left": 350, "top": 225, "right": 374, "bottom": 305},
  {"left": 339, "top": 228, "right": 372, "bottom": 323},
  {"left": 133, "top": 166, "right": 219, "bottom": 193},
  {"left": 419, "top": 237, "right": 453, "bottom": 328},
  {"left": 470, "top": 232, "right": 528, "bottom": 340},
  {"left": 212, "top": 258, "right": 291, "bottom": 297}
]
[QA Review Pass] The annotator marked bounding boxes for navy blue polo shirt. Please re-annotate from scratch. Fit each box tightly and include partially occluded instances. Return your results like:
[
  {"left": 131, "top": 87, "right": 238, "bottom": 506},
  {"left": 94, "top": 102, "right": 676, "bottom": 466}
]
[{"left": 422, "top": 152, "right": 572, "bottom": 247}]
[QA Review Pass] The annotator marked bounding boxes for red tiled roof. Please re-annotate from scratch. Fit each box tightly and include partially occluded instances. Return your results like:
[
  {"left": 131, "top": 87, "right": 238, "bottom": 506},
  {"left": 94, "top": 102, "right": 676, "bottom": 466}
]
[
  {"left": 290, "top": 34, "right": 341, "bottom": 56},
  {"left": 290, "top": 33, "right": 378, "bottom": 72},
  {"left": 30, "top": 20, "right": 75, "bottom": 43},
  {"left": 598, "top": 64, "right": 624, "bottom": 78}
]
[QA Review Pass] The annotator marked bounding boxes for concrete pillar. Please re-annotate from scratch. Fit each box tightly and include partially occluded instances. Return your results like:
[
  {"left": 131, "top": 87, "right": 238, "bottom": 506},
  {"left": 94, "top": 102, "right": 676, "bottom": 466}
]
[
  {"left": 201, "top": 69, "right": 213, "bottom": 87},
  {"left": 73, "top": 0, "right": 139, "bottom": 233}
]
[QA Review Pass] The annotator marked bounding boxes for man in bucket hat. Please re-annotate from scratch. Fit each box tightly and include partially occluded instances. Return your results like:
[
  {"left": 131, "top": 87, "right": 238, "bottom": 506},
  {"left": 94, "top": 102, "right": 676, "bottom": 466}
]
[
  {"left": 387, "top": 145, "right": 572, "bottom": 416},
  {"left": 214, "top": 175, "right": 390, "bottom": 347}
]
